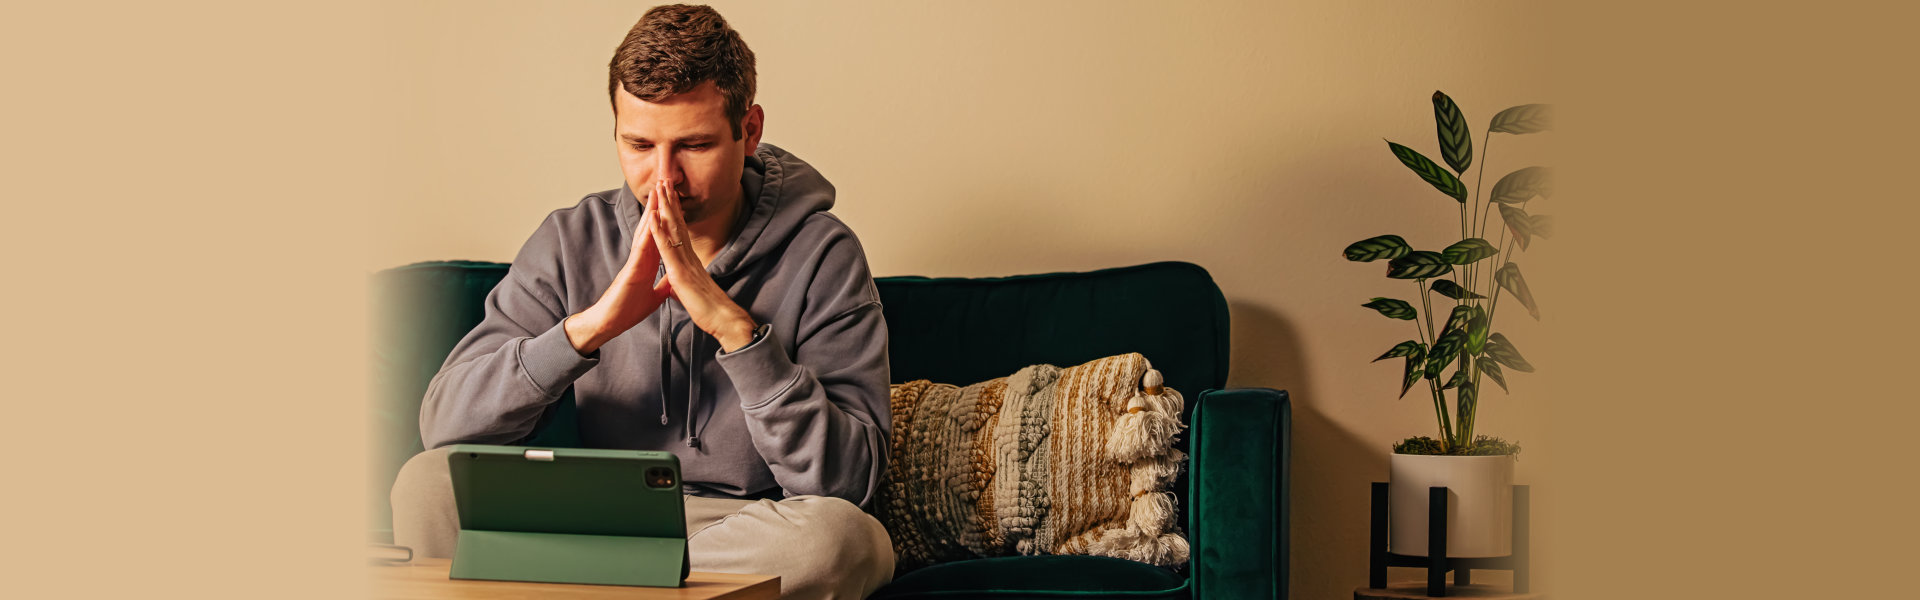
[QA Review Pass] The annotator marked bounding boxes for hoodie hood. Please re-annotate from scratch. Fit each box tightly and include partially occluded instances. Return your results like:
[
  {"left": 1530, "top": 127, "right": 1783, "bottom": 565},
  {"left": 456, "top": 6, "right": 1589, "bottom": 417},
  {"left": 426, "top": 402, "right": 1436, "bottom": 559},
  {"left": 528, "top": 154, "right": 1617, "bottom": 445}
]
[{"left": 607, "top": 142, "right": 838, "bottom": 449}]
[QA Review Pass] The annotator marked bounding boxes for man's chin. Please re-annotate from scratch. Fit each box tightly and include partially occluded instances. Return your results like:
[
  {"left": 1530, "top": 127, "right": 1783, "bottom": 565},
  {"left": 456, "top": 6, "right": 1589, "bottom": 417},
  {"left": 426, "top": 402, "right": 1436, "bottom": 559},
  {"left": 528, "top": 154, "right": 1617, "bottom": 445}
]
[{"left": 679, "top": 200, "right": 707, "bottom": 223}]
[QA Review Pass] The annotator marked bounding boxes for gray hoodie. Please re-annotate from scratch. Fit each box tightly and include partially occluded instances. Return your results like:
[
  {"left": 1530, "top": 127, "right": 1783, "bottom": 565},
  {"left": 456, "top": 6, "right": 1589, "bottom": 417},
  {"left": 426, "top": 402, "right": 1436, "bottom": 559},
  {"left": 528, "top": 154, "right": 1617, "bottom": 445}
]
[{"left": 420, "top": 143, "right": 891, "bottom": 508}]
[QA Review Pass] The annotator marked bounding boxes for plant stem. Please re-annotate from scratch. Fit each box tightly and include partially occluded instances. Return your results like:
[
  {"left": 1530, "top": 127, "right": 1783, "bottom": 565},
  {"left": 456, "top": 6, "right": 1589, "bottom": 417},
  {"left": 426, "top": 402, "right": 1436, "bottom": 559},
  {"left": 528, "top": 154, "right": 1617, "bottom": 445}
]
[
  {"left": 1467, "top": 127, "right": 1493, "bottom": 315},
  {"left": 1414, "top": 280, "right": 1451, "bottom": 451},
  {"left": 1420, "top": 279, "right": 1458, "bottom": 450},
  {"left": 1453, "top": 126, "right": 1496, "bottom": 452},
  {"left": 1412, "top": 281, "right": 1434, "bottom": 349},
  {"left": 1418, "top": 278, "right": 1438, "bottom": 344},
  {"left": 1450, "top": 169, "right": 1468, "bottom": 309},
  {"left": 1486, "top": 198, "right": 1528, "bottom": 325},
  {"left": 1471, "top": 199, "right": 1525, "bottom": 452},
  {"left": 1474, "top": 129, "right": 1505, "bottom": 319},
  {"left": 1474, "top": 129, "right": 1496, "bottom": 262}
]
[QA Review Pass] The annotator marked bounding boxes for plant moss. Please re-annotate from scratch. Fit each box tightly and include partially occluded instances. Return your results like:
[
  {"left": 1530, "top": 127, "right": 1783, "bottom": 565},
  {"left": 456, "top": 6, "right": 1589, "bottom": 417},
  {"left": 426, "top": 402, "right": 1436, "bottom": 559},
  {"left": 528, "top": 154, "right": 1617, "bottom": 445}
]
[{"left": 1393, "top": 435, "right": 1522, "bottom": 457}]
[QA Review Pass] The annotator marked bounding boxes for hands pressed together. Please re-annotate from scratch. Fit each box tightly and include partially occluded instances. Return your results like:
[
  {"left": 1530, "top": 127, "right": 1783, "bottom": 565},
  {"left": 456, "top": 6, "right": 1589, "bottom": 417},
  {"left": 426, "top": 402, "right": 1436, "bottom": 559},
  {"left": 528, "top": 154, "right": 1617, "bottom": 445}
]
[{"left": 564, "top": 179, "right": 759, "bottom": 355}]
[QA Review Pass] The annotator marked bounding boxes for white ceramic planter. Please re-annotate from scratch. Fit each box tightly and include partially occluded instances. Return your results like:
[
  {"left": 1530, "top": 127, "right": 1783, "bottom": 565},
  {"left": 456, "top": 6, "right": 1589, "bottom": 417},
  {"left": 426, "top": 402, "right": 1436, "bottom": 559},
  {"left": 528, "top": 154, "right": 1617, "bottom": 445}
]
[{"left": 1389, "top": 453, "right": 1516, "bottom": 558}]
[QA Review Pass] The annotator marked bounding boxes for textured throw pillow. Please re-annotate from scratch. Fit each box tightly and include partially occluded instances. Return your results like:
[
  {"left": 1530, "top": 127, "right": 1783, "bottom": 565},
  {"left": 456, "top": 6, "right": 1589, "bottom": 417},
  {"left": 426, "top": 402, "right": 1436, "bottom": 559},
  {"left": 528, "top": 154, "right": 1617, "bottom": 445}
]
[{"left": 878, "top": 352, "right": 1189, "bottom": 573}]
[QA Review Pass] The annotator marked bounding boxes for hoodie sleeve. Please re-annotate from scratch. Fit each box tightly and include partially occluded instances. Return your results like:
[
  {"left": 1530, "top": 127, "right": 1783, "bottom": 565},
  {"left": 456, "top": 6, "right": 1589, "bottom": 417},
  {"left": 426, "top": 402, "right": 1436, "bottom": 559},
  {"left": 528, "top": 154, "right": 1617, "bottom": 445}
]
[
  {"left": 713, "top": 231, "right": 891, "bottom": 508},
  {"left": 419, "top": 213, "right": 599, "bottom": 449}
]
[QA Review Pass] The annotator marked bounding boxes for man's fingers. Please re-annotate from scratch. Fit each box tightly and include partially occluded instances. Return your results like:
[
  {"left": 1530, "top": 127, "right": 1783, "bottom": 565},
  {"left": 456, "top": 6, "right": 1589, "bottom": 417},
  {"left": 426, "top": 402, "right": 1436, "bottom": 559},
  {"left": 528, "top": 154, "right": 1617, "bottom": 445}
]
[
  {"left": 638, "top": 218, "right": 661, "bottom": 270},
  {"left": 649, "top": 202, "right": 681, "bottom": 275},
  {"left": 649, "top": 183, "right": 673, "bottom": 247},
  {"left": 645, "top": 189, "right": 662, "bottom": 245},
  {"left": 656, "top": 179, "right": 689, "bottom": 249},
  {"left": 652, "top": 180, "right": 671, "bottom": 242},
  {"left": 632, "top": 185, "right": 658, "bottom": 256},
  {"left": 659, "top": 179, "right": 702, "bottom": 261}
]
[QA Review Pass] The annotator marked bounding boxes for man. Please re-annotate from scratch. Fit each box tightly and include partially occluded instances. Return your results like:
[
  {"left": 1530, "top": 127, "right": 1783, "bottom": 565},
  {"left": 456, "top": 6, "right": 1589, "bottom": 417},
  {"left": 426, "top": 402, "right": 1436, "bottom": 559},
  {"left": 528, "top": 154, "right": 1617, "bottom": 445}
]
[{"left": 390, "top": 5, "right": 894, "bottom": 599}]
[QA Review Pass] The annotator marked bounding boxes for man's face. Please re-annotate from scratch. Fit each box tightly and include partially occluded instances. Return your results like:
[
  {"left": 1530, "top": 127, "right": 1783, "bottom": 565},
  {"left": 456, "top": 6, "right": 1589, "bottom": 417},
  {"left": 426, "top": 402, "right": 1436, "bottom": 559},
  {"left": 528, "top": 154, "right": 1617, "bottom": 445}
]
[{"left": 614, "top": 80, "right": 762, "bottom": 225}]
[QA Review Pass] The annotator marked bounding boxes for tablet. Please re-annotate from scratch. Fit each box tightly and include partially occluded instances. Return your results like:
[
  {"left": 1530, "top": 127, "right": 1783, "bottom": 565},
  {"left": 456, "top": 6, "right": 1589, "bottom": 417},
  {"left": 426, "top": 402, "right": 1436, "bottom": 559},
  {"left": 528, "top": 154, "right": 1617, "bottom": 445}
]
[{"left": 446, "top": 444, "right": 689, "bottom": 587}]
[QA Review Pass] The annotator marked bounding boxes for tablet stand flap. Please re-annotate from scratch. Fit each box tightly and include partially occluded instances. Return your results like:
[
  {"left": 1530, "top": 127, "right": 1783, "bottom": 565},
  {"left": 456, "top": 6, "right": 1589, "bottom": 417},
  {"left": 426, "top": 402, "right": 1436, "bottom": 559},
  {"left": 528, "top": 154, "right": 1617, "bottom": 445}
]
[{"left": 450, "top": 529, "right": 686, "bottom": 587}]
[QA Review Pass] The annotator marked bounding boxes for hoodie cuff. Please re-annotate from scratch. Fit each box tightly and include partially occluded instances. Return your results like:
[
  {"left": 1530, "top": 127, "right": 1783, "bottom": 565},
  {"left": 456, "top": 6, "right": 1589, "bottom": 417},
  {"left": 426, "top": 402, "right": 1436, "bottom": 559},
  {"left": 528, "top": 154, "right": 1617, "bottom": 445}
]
[
  {"left": 714, "top": 327, "right": 802, "bottom": 409},
  {"left": 520, "top": 319, "right": 600, "bottom": 397}
]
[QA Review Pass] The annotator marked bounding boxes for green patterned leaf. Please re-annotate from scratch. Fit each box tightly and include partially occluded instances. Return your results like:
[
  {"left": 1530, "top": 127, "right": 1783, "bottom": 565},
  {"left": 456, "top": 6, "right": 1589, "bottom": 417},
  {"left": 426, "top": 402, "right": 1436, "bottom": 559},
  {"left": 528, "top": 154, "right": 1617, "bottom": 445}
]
[
  {"left": 1431, "top": 279, "right": 1486, "bottom": 300},
  {"left": 1495, "top": 262, "right": 1540, "bottom": 320},
  {"left": 1499, "top": 204, "right": 1535, "bottom": 250},
  {"left": 1400, "top": 348, "right": 1427, "bottom": 398},
  {"left": 1530, "top": 214, "right": 1555, "bottom": 239},
  {"left": 1441, "top": 238, "right": 1498, "bottom": 265},
  {"left": 1457, "top": 379, "right": 1478, "bottom": 413},
  {"left": 1362, "top": 297, "right": 1418, "bottom": 320},
  {"left": 1479, "top": 359, "right": 1508, "bottom": 392},
  {"left": 1437, "top": 303, "right": 1493, "bottom": 355},
  {"left": 1432, "top": 91, "right": 1472, "bottom": 175},
  {"left": 1440, "top": 367, "right": 1470, "bottom": 390},
  {"left": 1441, "top": 305, "right": 1475, "bottom": 333},
  {"left": 1344, "top": 234, "right": 1412, "bottom": 262},
  {"left": 1387, "top": 141, "right": 1468, "bottom": 203},
  {"left": 1426, "top": 329, "right": 1467, "bottom": 379},
  {"left": 1490, "top": 166, "right": 1553, "bottom": 204},
  {"left": 1466, "top": 306, "right": 1491, "bottom": 355},
  {"left": 1490, "top": 104, "right": 1553, "bottom": 134},
  {"left": 1373, "top": 340, "right": 1426, "bottom": 362},
  {"left": 1485, "top": 333, "right": 1536, "bottom": 373},
  {"left": 1386, "top": 251, "right": 1454, "bottom": 279}
]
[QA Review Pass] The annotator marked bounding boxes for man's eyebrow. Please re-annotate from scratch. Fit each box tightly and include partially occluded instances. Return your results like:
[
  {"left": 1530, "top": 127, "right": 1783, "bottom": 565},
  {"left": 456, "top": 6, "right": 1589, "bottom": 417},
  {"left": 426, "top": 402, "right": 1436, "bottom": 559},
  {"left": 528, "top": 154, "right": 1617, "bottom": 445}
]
[{"left": 618, "top": 133, "right": 721, "bottom": 144}]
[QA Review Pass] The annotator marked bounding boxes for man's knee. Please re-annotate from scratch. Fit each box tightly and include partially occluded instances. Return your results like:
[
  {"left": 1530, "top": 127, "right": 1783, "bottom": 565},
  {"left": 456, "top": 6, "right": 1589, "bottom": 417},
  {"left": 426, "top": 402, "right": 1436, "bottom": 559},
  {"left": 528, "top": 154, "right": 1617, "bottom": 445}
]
[
  {"left": 804, "top": 497, "right": 892, "bottom": 555},
  {"left": 391, "top": 446, "right": 454, "bottom": 507},
  {"left": 390, "top": 446, "right": 458, "bottom": 558},
  {"left": 784, "top": 496, "right": 895, "bottom": 590}
]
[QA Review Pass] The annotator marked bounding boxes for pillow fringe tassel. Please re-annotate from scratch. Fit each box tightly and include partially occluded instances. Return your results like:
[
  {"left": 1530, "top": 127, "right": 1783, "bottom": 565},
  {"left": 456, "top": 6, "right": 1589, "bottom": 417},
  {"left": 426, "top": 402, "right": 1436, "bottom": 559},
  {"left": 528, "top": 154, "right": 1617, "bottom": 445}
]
[{"left": 1088, "top": 364, "right": 1194, "bottom": 567}]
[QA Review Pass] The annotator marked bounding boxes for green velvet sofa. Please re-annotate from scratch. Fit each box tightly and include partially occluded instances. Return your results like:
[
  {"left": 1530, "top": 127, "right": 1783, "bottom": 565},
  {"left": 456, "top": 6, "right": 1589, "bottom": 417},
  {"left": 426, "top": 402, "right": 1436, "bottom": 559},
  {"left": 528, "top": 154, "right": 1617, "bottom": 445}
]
[{"left": 370, "top": 260, "right": 1291, "bottom": 599}]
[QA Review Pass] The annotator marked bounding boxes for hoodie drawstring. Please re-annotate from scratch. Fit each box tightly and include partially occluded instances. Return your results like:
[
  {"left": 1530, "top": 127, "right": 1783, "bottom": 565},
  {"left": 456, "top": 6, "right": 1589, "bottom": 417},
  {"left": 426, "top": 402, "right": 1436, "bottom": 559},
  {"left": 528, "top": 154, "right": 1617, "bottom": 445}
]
[
  {"left": 687, "top": 332, "right": 702, "bottom": 449},
  {"left": 654, "top": 294, "right": 703, "bottom": 449},
  {"left": 657, "top": 298, "right": 671, "bottom": 427}
]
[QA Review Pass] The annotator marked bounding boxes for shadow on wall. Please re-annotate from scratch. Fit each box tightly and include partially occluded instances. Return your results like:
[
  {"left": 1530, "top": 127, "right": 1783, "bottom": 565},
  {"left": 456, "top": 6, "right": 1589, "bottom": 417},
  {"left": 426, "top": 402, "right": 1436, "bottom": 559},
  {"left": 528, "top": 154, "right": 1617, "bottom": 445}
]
[{"left": 1228, "top": 300, "right": 1386, "bottom": 598}]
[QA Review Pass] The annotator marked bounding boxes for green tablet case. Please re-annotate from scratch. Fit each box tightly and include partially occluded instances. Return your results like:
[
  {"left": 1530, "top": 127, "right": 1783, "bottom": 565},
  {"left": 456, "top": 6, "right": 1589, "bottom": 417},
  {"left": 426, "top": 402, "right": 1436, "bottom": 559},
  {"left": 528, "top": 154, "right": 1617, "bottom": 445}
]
[{"left": 446, "top": 444, "right": 689, "bottom": 587}]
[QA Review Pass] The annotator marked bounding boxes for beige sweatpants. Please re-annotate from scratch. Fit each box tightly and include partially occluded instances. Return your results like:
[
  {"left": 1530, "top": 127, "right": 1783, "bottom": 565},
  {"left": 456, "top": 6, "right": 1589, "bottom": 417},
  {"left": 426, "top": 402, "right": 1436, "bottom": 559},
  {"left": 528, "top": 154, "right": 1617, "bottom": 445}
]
[{"left": 390, "top": 447, "right": 894, "bottom": 600}]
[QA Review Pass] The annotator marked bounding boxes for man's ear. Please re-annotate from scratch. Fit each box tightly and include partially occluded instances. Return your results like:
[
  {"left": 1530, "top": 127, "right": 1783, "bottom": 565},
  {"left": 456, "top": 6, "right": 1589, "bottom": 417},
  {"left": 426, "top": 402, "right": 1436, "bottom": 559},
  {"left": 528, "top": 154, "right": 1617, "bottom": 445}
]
[{"left": 742, "top": 104, "right": 764, "bottom": 156}]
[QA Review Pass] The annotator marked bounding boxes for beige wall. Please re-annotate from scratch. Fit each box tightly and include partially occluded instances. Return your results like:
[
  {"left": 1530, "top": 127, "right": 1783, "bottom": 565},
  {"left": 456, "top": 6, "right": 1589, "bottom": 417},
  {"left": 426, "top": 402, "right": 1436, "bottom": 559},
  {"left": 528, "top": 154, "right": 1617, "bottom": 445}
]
[
  {"left": 369, "top": 2, "right": 1554, "bottom": 598},
  {"left": 17, "top": 2, "right": 1920, "bottom": 599}
]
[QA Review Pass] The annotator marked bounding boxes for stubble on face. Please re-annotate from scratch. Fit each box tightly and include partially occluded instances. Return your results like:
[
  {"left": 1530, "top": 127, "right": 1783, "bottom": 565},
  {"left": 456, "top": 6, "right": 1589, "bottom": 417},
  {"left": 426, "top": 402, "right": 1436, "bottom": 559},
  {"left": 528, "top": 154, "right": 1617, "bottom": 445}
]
[
  {"left": 612, "top": 81, "right": 747, "bottom": 231},
  {"left": 677, "top": 194, "right": 716, "bottom": 224}
]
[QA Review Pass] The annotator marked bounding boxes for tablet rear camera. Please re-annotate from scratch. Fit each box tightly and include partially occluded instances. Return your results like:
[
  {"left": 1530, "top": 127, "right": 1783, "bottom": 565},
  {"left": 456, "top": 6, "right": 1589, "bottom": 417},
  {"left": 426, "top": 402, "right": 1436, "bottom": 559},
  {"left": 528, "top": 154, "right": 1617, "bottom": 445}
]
[{"left": 645, "top": 467, "right": 675, "bottom": 489}]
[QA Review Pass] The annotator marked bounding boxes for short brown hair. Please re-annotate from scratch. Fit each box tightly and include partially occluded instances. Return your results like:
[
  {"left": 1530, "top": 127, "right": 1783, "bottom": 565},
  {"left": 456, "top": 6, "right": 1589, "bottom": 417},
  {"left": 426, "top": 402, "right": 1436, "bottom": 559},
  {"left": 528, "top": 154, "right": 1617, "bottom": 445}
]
[{"left": 608, "top": 4, "right": 757, "bottom": 139}]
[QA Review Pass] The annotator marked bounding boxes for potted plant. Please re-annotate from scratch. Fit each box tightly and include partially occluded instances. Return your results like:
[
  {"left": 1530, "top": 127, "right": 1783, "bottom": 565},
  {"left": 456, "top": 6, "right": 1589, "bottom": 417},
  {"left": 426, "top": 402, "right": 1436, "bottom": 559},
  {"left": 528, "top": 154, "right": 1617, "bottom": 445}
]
[{"left": 1344, "top": 91, "right": 1552, "bottom": 558}]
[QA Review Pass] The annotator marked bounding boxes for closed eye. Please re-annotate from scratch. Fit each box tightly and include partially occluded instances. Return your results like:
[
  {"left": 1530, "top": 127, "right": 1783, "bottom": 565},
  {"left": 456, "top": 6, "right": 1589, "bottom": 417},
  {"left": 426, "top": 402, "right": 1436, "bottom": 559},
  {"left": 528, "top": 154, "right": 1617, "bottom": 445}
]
[{"left": 628, "top": 143, "right": 710, "bottom": 151}]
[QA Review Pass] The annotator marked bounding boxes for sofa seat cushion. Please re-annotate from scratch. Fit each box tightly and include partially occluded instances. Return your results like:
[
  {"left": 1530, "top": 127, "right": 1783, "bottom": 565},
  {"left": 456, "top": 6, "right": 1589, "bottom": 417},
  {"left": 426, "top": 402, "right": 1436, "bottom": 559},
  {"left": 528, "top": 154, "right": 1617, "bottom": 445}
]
[{"left": 869, "top": 555, "right": 1188, "bottom": 600}]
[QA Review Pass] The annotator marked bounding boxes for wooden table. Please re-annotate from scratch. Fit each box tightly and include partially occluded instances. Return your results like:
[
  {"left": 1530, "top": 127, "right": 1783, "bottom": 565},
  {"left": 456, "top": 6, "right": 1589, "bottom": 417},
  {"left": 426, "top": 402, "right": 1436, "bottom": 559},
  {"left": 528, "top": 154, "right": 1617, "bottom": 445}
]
[
  {"left": 1356, "top": 581, "right": 1541, "bottom": 599},
  {"left": 373, "top": 559, "right": 778, "bottom": 600}
]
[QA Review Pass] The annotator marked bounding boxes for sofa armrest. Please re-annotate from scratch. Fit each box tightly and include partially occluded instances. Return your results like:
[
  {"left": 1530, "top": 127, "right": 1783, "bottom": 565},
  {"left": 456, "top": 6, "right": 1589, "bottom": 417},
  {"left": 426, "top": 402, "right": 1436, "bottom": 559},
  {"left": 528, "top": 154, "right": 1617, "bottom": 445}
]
[{"left": 1188, "top": 387, "right": 1291, "bottom": 600}]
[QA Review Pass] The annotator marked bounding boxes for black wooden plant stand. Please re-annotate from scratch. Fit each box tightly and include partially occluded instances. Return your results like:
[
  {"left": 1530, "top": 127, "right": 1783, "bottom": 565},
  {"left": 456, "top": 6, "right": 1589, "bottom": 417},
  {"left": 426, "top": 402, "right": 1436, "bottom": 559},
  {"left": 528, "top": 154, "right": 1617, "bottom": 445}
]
[{"left": 1368, "top": 483, "right": 1531, "bottom": 597}]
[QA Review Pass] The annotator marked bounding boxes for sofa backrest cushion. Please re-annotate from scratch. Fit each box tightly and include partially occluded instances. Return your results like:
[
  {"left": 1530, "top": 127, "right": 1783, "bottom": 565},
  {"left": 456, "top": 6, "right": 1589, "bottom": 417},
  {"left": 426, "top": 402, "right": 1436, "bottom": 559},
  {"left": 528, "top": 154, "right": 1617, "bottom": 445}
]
[{"left": 876, "top": 261, "right": 1230, "bottom": 422}]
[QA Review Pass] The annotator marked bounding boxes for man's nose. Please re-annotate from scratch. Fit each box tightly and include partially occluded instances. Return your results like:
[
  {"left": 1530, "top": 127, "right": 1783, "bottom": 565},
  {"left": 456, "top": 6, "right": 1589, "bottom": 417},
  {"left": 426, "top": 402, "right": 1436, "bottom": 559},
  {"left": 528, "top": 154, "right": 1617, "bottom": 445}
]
[{"left": 653, "top": 153, "right": 683, "bottom": 187}]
